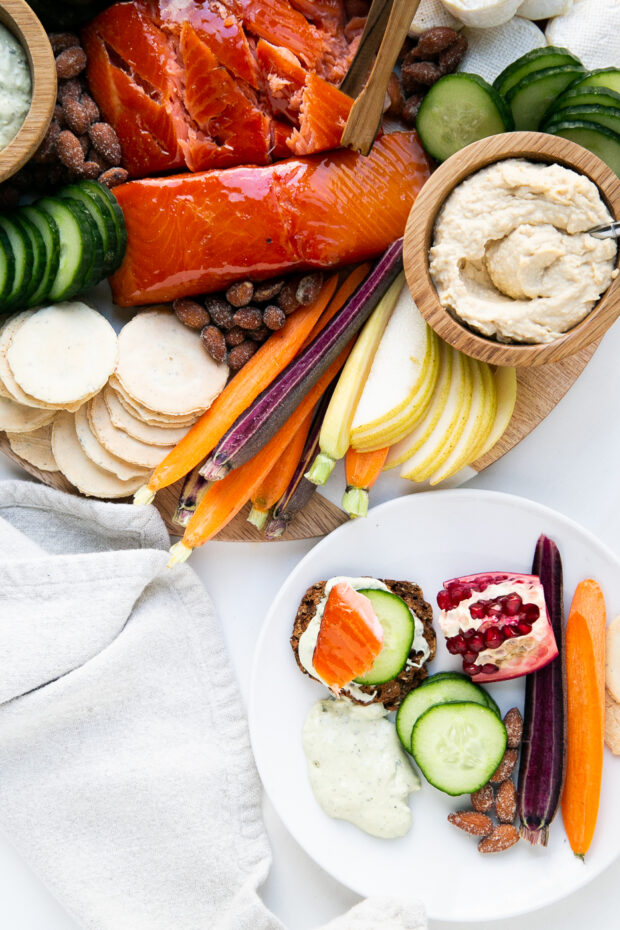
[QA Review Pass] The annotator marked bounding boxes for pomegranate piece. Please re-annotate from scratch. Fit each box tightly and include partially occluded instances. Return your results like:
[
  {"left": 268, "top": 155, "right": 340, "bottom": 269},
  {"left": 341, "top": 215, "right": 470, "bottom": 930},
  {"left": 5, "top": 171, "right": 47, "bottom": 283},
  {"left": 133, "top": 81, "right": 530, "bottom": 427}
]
[
  {"left": 313, "top": 582, "right": 384, "bottom": 691},
  {"left": 437, "top": 572, "right": 558, "bottom": 683}
]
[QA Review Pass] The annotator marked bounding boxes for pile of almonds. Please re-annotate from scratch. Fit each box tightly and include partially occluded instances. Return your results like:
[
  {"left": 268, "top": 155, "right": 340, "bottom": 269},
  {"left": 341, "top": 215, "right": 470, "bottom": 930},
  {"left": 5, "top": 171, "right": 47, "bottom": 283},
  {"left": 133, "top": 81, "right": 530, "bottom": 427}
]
[
  {"left": 394, "top": 27, "right": 468, "bottom": 128},
  {"left": 0, "top": 33, "right": 126, "bottom": 210},
  {"left": 447, "top": 707, "right": 523, "bottom": 854},
  {"left": 174, "top": 271, "right": 324, "bottom": 372}
]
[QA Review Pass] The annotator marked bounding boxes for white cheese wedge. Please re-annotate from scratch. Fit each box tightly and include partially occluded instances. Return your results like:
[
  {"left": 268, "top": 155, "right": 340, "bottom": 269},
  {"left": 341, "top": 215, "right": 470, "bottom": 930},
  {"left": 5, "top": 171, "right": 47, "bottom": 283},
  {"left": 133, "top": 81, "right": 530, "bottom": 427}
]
[
  {"left": 458, "top": 16, "right": 545, "bottom": 83},
  {"left": 440, "top": 0, "right": 523, "bottom": 29},
  {"left": 519, "top": 0, "right": 572, "bottom": 19},
  {"left": 546, "top": 0, "right": 620, "bottom": 71},
  {"left": 409, "top": 0, "right": 462, "bottom": 35}
]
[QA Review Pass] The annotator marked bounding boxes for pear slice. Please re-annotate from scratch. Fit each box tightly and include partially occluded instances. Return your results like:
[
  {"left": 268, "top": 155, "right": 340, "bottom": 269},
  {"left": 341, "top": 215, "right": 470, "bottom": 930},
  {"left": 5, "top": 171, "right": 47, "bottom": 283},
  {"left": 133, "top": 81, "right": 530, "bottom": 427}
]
[
  {"left": 474, "top": 366, "right": 518, "bottom": 461},
  {"left": 352, "top": 329, "right": 440, "bottom": 452},
  {"left": 429, "top": 359, "right": 496, "bottom": 485},
  {"left": 351, "top": 288, "right": 430, "bottom": 439},
  {"left": 400, "top": 347, "right": 473, "bottom": 482},
  {"left": 466, "top": 361, "right": 497, "bottom": 463},
  {"left": 385, "top": 340, "right": 452, "bottom": 469}
]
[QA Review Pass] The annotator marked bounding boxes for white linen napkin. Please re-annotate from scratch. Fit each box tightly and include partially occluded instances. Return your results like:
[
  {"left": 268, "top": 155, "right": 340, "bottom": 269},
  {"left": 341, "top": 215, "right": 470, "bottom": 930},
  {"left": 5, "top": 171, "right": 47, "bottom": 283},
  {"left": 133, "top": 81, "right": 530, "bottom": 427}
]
[{"left": 0, "top": 480, "right": 426, "bottom": 930}]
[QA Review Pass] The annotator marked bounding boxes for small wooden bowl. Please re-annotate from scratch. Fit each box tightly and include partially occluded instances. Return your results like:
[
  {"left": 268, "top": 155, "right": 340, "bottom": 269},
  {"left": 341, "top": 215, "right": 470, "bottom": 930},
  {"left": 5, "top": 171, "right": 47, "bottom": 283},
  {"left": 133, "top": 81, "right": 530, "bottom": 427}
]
[
  {"left": 404, "top": 132, "right": 620, "bottom": 367},
  {"left": 0, "top": 0, "right": 56, "bottom": 184}
]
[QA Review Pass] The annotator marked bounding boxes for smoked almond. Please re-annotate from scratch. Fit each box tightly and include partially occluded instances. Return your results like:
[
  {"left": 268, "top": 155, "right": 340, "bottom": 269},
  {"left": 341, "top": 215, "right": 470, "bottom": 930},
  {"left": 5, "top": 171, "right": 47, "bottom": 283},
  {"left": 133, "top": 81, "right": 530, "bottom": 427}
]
[
  {"left": 478, "top": 824, "right": 519, "bottom": 854},
  {"left": 447, "top": 811, "right": 493, "bottom": 837}
]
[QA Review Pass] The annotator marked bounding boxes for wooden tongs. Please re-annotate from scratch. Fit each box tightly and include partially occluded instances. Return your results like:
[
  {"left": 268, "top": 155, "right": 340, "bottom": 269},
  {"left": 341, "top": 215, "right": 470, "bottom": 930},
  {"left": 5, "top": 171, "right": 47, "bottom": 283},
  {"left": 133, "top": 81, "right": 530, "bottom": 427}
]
[{"left": 340, "top": 0, "right": 422, "bottom": 155}]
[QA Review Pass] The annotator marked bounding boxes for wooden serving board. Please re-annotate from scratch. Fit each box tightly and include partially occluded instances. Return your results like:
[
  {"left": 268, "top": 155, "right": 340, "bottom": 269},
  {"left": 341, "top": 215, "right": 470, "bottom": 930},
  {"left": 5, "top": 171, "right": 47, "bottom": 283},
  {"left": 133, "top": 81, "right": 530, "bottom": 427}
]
[{"left": 0, "top": 338, "right": 599, "bottom": 540}]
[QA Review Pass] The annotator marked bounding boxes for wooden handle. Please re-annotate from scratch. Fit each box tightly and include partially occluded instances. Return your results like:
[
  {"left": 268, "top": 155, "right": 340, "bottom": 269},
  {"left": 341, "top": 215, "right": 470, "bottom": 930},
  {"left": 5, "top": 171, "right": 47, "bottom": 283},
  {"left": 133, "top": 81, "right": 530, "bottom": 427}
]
[
  {"left": 341, "top": 0, "right": 421, "bottom": 155},
  {"left": 339, "top": 0, "right": 395, "bottom": 99}
]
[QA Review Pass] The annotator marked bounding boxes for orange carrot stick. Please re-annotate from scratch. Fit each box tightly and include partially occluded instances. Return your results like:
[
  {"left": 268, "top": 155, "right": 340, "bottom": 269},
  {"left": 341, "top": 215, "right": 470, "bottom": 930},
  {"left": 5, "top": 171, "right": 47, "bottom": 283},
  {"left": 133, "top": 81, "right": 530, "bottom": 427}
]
[
  {"left": 168, "top": 343, "right": 354, "bottom": 564},
  {"left": 342, "top": 446, "right": 389, "bottom": 518},
  {"left": 135, "top": 274, "right": 338, "bottom": 502},
  {"left": 247, "top": 408, "right": 314, "bottom": 530},
  {"left": 561, "top": 579, "right": 607, "bottom": 858}
]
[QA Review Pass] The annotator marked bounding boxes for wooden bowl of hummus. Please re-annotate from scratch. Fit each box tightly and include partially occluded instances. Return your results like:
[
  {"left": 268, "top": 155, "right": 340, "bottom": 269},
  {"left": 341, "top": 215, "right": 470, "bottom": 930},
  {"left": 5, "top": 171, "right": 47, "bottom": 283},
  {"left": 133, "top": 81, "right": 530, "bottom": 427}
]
[
  {"left": 404, "top": 132, "right": 620, "bottom": 367},
  {"left": 0, "top": 0, "right": 56, "bottom": 184}
]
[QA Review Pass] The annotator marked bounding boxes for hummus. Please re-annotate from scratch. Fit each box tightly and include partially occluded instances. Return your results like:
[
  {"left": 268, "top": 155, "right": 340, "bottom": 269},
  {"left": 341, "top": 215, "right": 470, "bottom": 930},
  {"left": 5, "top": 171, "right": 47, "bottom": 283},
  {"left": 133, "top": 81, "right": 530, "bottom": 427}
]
[
  {"left": 429, "top": 159, "right": 617, "bottom": 344},
  {"left": 0, "top": 23, "right": 31, "bottom": 152}
]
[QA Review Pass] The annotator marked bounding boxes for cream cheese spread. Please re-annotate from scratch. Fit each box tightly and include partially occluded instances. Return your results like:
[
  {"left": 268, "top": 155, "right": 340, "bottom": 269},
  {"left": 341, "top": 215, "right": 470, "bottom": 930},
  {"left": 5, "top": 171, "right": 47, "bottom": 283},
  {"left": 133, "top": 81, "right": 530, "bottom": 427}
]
[
  {"left": 302, "top": 698, "right": 421, "bottom": 838},
  {"left": 429, "top": 159, "right": 617, "bottom": 344},
  {"left": 297, "top": 575, "right": 430, "bottom": 701},
  {"left": 0, "top": 24, "right": 32, "bottom": 151}
]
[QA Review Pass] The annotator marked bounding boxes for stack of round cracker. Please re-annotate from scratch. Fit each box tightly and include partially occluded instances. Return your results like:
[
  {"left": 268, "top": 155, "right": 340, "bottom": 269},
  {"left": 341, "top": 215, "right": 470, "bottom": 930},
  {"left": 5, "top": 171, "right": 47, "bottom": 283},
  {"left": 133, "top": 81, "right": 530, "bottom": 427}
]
[{"left": 1, "top": 305, "right": 228, "bottom": 499}]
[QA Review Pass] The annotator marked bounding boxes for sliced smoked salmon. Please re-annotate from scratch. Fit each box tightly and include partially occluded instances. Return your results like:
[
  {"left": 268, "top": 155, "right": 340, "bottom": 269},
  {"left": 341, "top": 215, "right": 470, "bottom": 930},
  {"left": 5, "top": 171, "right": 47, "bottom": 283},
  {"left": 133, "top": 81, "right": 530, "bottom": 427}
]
[
  {"left": 82, "top": 0, "right": 362, "bottom": 178},
  {"left": 313, "top": 582, "right": 384, "bottom": 691},
  {"left": 109, "top": 131, "right": 431, "bottom": 306}
]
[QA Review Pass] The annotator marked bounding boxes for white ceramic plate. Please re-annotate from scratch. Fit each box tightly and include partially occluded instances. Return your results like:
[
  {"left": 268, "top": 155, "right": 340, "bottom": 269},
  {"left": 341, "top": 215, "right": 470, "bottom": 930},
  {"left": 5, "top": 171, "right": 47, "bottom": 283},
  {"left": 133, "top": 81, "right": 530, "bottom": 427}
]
[{"left": 249, "top": 489, "right": 620, "bottom": 922}]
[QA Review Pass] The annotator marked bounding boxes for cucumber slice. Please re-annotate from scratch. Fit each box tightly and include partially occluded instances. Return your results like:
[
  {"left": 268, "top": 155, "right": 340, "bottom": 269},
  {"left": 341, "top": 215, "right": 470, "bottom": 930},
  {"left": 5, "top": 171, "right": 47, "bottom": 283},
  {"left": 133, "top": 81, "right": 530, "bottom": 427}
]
[
  {"left": 353, "top": 589, "right": 414, "bottom": 686},
  {"left": 419, "top": 671, "right": 500, "bottom": 717},
  {"left": 411, "top": 702, "right": 507, "bottom": 795},
  {"left": 395, "top": 676, "right": 491, "bottom": 753},
  {"left": 37, "top": 197, "right": 96, "bottom": 301},
  {"left": 76, "top": 180, "right": 127, "bottom": 272},
  {"left": 20, "top": 206, "right": 60, "bottom": 307},
  {"left": 551, "top": 86, "right": 620, "bottom": 115},
  {"left": 416, "top": 73, "right": 514, "bottom": 163},
  {"left": 0, "top": 226, "right": 15, "bottom": 309},
  {"left": 58, "top": 184, "right": 117, "bottom": 273},
  {"left": 568, "top": 68, "right": 620, "bottom": 97},
  {"left": 506, "top": 64, "right": 586, "bottom": 130},
  {"left": 0, "top": 216, "right": 32, "bottom": 310},
  {"left": 494, "top": 46, "right": 583, "bottom": 100},
  {"left": 547, "top": 120, "right": 620, "bottom": 176},
  {"left": 12, "top": 214, "right": 45, "bottom": 306},
  {"left": 543, "top": 105, "right": 620, "bottom": 136},
  {"left": 61, "top": 196, "right": 105, "bottom": 290}
]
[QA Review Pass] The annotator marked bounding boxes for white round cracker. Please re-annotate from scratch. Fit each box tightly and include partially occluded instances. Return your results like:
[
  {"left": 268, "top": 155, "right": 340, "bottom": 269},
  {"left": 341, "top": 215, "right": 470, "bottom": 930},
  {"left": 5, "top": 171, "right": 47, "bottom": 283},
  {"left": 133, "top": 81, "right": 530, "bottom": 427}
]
[
  {"left": 0, "top": 312, "right": 89, "bottom": 412},
  {"left": 103, "top": 386, "right": 191, "bottom": 446},
  {"left": 52, "top": 412, "right": 146, "bottom": 499},
  {"left": 87, "top": 393, "right": 174, "bottom": 468},
  {"left": 7, "top": 302, "right": 118, "bottom": 406},
  {"left": 109, "top": 376, "right": 199, "bottom": 427},
  {"left": 606, "top": 615, "right": 620, "bottom": 704},
  {"left": 7, "top": 422, "right": 57, "bottom": 471},
  {"left": 116, "top": 309, "right": 228, "bottom": 416},
  {"left": 0, "top": 394, "right": 56, "bottom": 432},
  {"left": 74, "top": 404, "right": 150, "bottom": 481}
]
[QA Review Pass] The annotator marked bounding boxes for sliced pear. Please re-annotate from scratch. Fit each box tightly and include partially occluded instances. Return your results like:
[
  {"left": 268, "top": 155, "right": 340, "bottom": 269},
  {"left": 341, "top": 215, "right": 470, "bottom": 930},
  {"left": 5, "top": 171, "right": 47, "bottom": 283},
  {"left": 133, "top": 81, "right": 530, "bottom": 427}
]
[
  {"left": 385, "top": 340, "right": 452, "bottom": 469},
  {"left": 466, "top": 361, "right": 497, "bottom": 463},
  {"left": 400, "top": 348, "right": 473, "bottom": 482},
  {"left": 473, "top": 366, "right": 517, "bottom": 461},
  {"left": 351, "top": 287, "right": 430, "bottom": 439},
  {"left": 429, "top": 358, "right": 496, "bottom": 485},
  {"left": 352, "top": 328, "right": 440, "bottom": 452}
]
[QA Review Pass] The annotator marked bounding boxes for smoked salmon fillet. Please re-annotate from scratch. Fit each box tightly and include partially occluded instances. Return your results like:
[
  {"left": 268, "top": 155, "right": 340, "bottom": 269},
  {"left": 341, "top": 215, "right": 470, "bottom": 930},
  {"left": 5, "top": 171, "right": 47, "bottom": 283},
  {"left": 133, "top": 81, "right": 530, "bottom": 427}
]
[
  {"left": 82, "top": 0, "right": 363, "bottom": 178},
  {"left": 109, "top": 131, "right": 431, "bottom": 306}
]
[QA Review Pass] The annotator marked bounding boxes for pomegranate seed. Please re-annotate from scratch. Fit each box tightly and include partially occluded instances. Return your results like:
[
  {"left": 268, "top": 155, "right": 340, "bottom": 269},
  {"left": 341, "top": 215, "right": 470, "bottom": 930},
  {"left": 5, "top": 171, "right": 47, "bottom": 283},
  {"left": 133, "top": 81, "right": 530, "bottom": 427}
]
[
  {"left": 488, "top": 603, "right": 503, "bottom": 619},
  {"left": 469, "top": 634, "right": 485, "bottom": 653},
  {"left": 449, "top": 584, "right": 471, "bottom": 604},
  {"left": 480, "top": 663, "right": 499, "bottom": 675},
  {"left": 523, "top": 603, "right": 540, "bottom": 622},
  {"left": 485, "top": 627, "right": 504, "bottom": 649},
  {"left": 463, "top": 628, "right": 476, "bottom": 639},
  {"left": 517, "top": 622, "right": 532, "bottom": 636},
  {"left": 447, "top": 635, "right": 467, "bottom": 655},
  {"left": 470, "top": 601, "right": 487, "bottom": 620},
  {"left": 463, "top": 661, "right": 481, "bottom": 676},
  {"left": 437, "top": 590, "right": 452, "bottom": 611},
  {"left": 503, "top": 625, "right": 519, "bottom": 639},
  {"left": 463, "top": 650, "right": 477, "bottom": 663},
  {"left": 504, "top": 593, "right": 522, "bottom": 616}
]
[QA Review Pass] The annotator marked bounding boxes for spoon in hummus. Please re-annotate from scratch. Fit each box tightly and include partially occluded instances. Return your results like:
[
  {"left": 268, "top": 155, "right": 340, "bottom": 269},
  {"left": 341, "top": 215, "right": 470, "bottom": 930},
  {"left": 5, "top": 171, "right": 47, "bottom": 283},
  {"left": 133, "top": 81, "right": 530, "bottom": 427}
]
[{"left": 587, "top": 220, "right": 620, "bottom": 240}]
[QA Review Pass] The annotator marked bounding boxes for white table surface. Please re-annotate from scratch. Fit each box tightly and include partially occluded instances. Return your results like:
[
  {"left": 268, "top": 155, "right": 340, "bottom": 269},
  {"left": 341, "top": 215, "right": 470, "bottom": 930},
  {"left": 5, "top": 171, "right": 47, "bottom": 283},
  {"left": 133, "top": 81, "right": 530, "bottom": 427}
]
[{"left": 2, "top": 320, "right": 620, "bottom": 930}]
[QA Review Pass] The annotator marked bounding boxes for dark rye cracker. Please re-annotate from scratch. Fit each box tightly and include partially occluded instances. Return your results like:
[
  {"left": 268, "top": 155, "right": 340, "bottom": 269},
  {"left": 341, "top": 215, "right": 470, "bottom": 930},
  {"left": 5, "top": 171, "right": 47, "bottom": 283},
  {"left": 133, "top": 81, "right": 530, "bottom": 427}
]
[{"left": 291, "top": 579, "right": 436, "bottom": 711}]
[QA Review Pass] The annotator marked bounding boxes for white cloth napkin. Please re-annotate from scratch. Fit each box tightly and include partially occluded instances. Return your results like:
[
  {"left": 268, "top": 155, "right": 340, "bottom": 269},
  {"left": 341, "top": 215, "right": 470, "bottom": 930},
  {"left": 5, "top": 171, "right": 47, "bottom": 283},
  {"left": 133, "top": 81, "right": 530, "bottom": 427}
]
[{"left": 0, "top": 480, "right": 426, "bottom": 930}]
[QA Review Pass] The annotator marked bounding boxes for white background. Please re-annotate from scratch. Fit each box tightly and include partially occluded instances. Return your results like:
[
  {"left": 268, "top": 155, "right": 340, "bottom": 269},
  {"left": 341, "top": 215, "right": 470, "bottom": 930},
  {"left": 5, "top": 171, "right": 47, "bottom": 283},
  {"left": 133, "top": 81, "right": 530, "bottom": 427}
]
[{"left": 1, "top": 321, "right": 620, "bottom": 929}]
